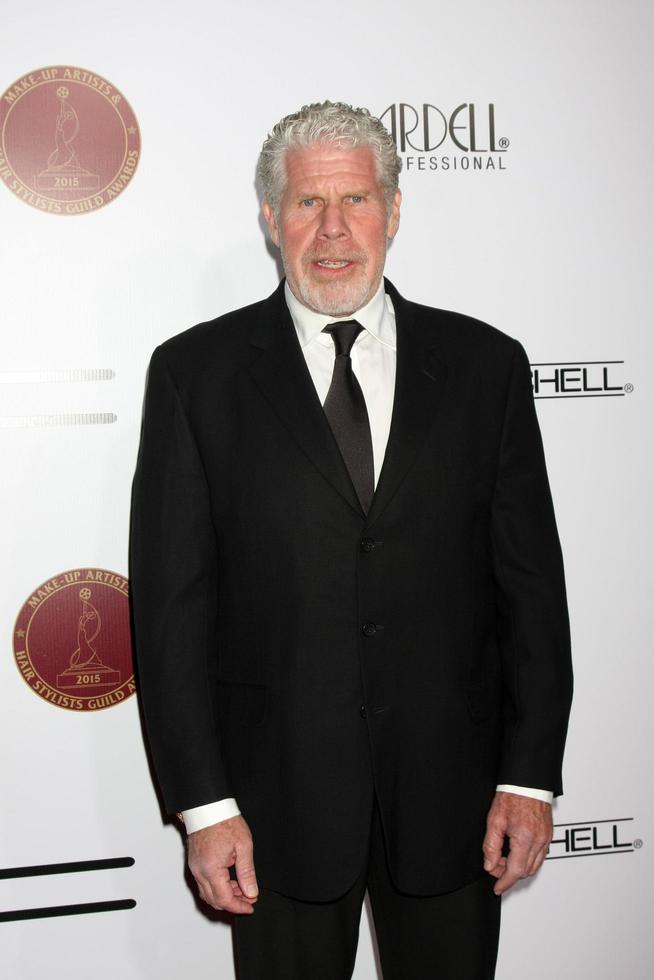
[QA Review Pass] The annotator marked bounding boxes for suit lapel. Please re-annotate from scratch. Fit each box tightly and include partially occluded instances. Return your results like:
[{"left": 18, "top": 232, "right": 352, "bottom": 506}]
[
  {"left": 365, "top": 280, "right": 448, "bottom": 528},
  {"left": 246, "top": 279, "right": 448, "bottom": 525},
  {"left": 247, "top": 282, "right": 365, "bottom": 518}
]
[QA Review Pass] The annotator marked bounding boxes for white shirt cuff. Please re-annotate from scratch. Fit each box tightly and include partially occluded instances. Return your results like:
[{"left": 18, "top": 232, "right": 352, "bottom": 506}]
[
  {"left": 180, "top": 798, "right": 241, "bottom": 833},
  {"left": 496, "top": 784, "right": 553, "bottom": 804}
]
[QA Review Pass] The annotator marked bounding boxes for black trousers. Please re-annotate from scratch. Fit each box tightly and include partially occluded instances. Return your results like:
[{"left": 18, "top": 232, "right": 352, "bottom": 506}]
[{"left": 233, "top": 797, "right": 501, "bottom": 979}]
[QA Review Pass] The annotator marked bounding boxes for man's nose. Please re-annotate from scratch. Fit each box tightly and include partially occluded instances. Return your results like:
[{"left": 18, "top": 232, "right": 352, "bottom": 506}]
[{"left": 317, "top": 202, "right": 349, "bottom": 239}]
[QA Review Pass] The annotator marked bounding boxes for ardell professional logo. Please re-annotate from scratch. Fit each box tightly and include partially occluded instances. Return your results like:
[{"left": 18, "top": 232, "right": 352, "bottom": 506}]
[
  {"left": 531, "top": 360, "right": 632, "bottom": 398},
  {"left": 547, "top": 818, "right": 642, "bottom": 860},
  {"left": 379, "top": 103, "right": 508, "bottom": 173},
  {"left": 0, "top": 66, "right": 140, "bottom": 215},
  {"left": 13, "top": 569, "right": 135, "bottom": 711}
]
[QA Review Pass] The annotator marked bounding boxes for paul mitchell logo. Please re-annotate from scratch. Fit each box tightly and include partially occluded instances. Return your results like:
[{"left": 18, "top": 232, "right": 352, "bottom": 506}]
[
  {"left": 547, "top": 818, "right": 642, "bottom": 860},
  {"left": 531, "top": 360, "right": 632, "bottom": 398}
]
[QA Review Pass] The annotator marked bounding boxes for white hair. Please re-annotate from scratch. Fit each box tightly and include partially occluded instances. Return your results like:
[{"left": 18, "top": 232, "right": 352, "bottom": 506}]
[{"left": 257, "top": 101, "right": 402, "bottom": 214}]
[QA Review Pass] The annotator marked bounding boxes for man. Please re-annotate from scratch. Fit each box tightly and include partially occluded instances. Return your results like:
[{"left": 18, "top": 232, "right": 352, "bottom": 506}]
[{"left": 130, "top": 101, "right": 573, "bottom": 979}]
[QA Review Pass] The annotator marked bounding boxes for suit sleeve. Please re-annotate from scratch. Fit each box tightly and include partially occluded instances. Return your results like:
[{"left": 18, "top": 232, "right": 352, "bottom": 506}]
[
  {"left": 491, "top": 339, "right": 573, "bottom": 797},
  {"left": 130, "top": 345, "right": 232, "bottom": 814}
]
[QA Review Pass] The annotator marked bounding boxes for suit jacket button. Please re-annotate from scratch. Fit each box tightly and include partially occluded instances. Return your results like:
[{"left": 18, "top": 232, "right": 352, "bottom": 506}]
[
  {"left": 362, "top": 622, "right": 377, "bottom": 637},
  {"left": 359, "top": 705, "right": 367, "bottom": 718},
  {"left": 360, "top": 537, "right": 376, "bottom": 553}
]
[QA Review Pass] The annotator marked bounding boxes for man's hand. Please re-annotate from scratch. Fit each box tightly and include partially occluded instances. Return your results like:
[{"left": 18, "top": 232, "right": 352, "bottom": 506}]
[
  {"left": 186, "top": 814, "right": 259, "bottom": 914},
  {"left": 483, "top": 791, "right": 553, "bottom": 896}
]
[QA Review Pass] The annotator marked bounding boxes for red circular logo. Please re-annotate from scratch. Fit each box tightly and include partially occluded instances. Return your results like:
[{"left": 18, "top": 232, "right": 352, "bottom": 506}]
[
  {"left": 0, "top": 66, "right": 140, "bottom": 215},
  {"left": 13, "top": 569, "right": 135, "bottom": 711}
]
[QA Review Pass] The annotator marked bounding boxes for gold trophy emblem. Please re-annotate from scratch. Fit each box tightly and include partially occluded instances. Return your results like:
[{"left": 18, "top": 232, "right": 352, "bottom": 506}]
[
  {"left": 35, "top": 86, "right": 100, "bottom": 192},
  {"left": 57, "top": 588, "right": 121, "bottom": 690}
]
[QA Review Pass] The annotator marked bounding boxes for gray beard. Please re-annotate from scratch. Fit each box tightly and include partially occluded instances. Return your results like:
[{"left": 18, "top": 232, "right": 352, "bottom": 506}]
[
  {"left": 293, "top": 280, "right": 373, "bottom": 317},
  {"left": 284, "top": 261, "right": 380, "bottom": 317}
]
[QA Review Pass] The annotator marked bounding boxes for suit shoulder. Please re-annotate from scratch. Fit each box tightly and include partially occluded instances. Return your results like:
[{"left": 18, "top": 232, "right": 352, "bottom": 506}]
[
  {"left": 147, "top": 294, "right": 274, "bottom": 394},
  {"left": 411, "top": 303, "right": 516, "bottom": 350},
  {"left": 409, "top": 299, "right": 521, "bottom": 358},
  {"left": 156, "top": 296, "right": 265, "bottom": 364}
]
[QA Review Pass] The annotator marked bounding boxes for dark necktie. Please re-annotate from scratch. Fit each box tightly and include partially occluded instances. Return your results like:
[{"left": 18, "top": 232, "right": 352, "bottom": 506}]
[{"left": 322, "top": 320, "right": 374, "bottom": 514}]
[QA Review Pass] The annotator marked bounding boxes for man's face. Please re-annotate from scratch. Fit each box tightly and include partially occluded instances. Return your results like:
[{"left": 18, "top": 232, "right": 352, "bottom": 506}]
[{"left": 263, "top": 144, "right": 401, "bottom": 317}]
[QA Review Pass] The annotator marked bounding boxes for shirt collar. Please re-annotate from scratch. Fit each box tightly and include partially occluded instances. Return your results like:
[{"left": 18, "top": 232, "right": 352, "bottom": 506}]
[{"left": 284, "top": 279, "right": 396, "bottom": 351}]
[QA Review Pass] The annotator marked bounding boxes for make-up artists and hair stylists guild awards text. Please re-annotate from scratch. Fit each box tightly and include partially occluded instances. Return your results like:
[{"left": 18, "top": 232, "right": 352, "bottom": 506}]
[
  {"left": 0, "top": 66, "right": 140, "bottom": 214},
  {"left": 14, "top": 569, "right": 135, "bottom": 711}
]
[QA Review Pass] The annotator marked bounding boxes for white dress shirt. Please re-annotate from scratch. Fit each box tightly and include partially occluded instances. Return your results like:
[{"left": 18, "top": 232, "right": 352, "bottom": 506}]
[{"left": 181, "top": 283, "right": 552, "bottom": 833}]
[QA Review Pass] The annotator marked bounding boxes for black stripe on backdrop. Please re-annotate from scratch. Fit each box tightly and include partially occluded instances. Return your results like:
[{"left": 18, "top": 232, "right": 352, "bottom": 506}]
[
  {"left": 530, "top": 361, "right": 624, "bottom": 366},
  {"left": 553, "top": 818, "right": 633, "bottom": 827},
  {"left": 1, "top": 900, "right": 136, "bottom": 922},
  {"left": 0, "top": 856, "right": 136, "bottom": 922},
  {"left": 0, "top": 856, "right": 134, "bottom": 879}
]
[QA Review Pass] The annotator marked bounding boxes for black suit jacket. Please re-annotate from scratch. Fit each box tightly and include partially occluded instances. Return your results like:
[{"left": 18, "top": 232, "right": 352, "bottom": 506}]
[{"left": 130, "top": 278, "right": 572, "bottom": 900}]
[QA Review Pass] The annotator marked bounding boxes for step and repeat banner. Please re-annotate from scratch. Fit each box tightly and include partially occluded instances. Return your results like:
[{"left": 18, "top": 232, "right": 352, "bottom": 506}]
[{"left": 1, "top": 1, "right": 652, "bottom": 977}]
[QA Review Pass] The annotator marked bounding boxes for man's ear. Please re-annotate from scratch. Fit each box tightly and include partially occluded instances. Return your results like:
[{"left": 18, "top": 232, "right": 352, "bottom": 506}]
[
  {"left": 262, "top": 200, "right": 280, "bottom": 247},
  {"left": 386, "top": 189, "right": 402, "bottom": 241}
]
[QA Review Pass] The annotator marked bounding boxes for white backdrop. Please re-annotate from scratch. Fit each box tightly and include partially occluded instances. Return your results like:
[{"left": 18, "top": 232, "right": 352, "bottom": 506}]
[{"left": 1, "top": 1, "right": 653, "bottom": 977}]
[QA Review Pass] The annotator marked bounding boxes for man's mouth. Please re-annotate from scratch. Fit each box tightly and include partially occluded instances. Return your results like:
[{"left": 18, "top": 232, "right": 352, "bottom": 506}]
[{"left": 315, "top": 259, "right": 352, "bottom": 269}]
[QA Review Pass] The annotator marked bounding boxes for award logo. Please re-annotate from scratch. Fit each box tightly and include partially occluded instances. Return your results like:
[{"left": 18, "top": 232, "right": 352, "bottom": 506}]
[
  {"left": 13, "top": 569, "right": 135, "bottom": 711},
  {"left": 0, "top": 66, "right": 140, "bottom": 215}
]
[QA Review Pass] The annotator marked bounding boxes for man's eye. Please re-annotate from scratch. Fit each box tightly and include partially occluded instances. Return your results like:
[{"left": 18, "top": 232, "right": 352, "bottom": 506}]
[
  {"left": 350, "top": 195, "right": 364, "bottom": 204},
  {"left": 301, "top": 199, "right": 316, "bottom": 207}
]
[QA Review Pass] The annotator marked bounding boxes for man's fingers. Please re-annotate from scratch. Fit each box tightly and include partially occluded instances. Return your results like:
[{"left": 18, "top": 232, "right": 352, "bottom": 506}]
[
  {"left": 482, "top": 823, "right": 506, "bottom": 874},
  {"left": 235, "top": 842, "right": 259, "bottom": 900},
  {"left": 202, "top": 866, "right": 255, "bottom": 914},
  {"left": 196, "top": 880, "right": 210, "bottom": 906},
  {"left": 524, "top": 841, "right": 550, "bottom": 877},
  {"left": 486, "top": 855, "right": 506, "bottom": 880},
  {"left": 484, "top": 792, "right": 553, "bottom": 894},
  {"left": 493, "top": 837, "right": 531, "bottom": 895},
  {"left": 186, "top": 815, "right": 258, "bottom": 915},
  {"left": 493, "top": 835, "right": 552, "bottom": 895}
]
